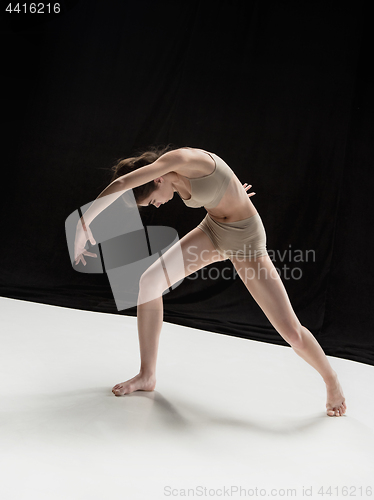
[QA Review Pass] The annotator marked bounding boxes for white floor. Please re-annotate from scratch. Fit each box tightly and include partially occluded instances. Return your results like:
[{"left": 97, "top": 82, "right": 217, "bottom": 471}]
[{"left": 1, "top": 296, "right": 373, "bottom": 500}]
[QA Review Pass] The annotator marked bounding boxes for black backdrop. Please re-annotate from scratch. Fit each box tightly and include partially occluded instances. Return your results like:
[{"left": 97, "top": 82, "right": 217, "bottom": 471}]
[{"left": 2, "top": 0, "right": 373, "bottom": 365}]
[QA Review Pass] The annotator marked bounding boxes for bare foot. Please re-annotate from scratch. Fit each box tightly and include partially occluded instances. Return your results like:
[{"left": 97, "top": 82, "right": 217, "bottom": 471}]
[
  {"left": 112, "top": 372, "right": 156, "bottom": 397},
  {"left": 326, "top": 372, "right": 347, "bottom": 417}
]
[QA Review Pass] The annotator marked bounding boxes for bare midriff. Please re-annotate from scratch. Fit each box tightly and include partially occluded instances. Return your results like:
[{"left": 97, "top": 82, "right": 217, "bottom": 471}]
[
  {"left": 177, "top": 147, "right": 258, "bottom": 223},
  {"left": 206, "top": 173, "right": 258, "bottom": 223}
]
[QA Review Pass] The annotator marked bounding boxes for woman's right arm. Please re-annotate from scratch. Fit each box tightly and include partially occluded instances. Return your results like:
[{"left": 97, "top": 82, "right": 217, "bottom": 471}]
[
  {"left": 80, "top": 149, "right": 187, "bottom": 226},
  {"left": 73, "top": 149, "right": 189, "bottom": 264}
]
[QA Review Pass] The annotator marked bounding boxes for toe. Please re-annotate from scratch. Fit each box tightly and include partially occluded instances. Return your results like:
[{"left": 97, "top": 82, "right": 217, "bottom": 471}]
[
  {"left": 327, "top": 409, "right": 335, "bottom": 417},
  {"left": 335, "top": 408, "right": 340, "bottom": 416}
]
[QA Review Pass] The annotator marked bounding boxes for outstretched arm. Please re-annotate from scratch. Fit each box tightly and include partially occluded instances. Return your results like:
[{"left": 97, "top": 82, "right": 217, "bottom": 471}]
[
  {"left": 79, "top": 178, "right": 130, "bottom": 227},
  {"left": 80, "top": 149, "right": 187, "bottom": 226},
  {"left": 73, "top": 149, "right": 188, "bottom": 264}
]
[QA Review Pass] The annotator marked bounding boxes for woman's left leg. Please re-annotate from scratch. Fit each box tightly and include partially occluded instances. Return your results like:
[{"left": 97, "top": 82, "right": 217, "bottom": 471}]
[{"left": 231, "top": 254, "right": 346, "bottom": 417}]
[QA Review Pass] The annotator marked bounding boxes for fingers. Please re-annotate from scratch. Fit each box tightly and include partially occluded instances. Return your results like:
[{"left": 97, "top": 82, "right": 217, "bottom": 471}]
[
  {"left": 242, "top": 183, "right": 256, "bottom": 197},
  {"left": 84, "top": 251, "right": 97, "bottom": 258},
  {"left": 74, "top": 250, "right": 97, "bottom": 266}
]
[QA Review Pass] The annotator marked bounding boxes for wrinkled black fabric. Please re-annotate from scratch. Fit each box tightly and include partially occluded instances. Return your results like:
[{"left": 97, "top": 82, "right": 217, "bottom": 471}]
[{"left": 2, "top": 0, "right": 373, "bottom": 365}]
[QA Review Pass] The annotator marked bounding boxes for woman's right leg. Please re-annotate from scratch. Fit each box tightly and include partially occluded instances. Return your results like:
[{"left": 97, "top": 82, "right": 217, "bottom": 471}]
[{"left": 112, "top": 226, "right": 225, "bottom": 396}]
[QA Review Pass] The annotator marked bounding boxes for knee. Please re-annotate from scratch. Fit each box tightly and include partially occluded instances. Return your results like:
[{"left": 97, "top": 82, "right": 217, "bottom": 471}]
[
  {"left": 281, "top": 322, "right": 304, "bottom": 349},
  {"left": 139, "top": 269, "right": 166, "bottom": 301},
  {"left": 139, "top": 269, "right": 152, "bottom": 289}
]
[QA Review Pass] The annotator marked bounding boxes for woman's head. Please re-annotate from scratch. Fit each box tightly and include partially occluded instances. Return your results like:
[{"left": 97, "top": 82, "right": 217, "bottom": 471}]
[{"left": 110, "top": 144, "right": 178, "bottom": 207}]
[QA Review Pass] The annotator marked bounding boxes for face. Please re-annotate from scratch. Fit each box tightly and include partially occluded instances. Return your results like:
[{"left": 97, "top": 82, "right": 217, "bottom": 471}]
[{"left": 139, "top": 177, "right": 175, "bottom": 208}]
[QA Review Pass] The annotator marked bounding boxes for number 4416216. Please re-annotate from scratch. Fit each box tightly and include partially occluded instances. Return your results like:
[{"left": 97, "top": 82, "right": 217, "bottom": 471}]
[{"left": 5, "top": 3, "right": 61, "bottom": 14}]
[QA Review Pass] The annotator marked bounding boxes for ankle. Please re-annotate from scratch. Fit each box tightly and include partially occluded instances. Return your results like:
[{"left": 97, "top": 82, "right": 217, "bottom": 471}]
[
  {"left": 139, "top": 368, "right": 156, "bottom": 380},
  {"left": 324, "top": 370, "right": 338, "bottom": 387}
]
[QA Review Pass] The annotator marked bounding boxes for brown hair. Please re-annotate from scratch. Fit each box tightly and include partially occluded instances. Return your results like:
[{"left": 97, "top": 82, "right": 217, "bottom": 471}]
[{"left": 109, "top": 143, "right": 178, "bottom": 205}]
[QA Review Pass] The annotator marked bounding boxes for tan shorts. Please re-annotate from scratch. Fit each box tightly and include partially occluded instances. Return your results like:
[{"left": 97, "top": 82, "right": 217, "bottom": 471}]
[{"left": 197, "top": 212, "right": 268, "bottom": 260}]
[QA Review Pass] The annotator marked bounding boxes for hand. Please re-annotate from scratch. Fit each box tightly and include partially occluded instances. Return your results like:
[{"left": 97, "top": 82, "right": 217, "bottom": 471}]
[
  {"left": 74, "top": 218, "right": 97, "bottom": 266},
  {"left": 242, "top": 183, "right": 256, "bottom": 197}
]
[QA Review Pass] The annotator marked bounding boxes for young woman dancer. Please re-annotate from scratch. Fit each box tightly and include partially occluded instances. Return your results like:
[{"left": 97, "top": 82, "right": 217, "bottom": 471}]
[{"left": 74, "top": 146, "right": 346, "bottom": 417}]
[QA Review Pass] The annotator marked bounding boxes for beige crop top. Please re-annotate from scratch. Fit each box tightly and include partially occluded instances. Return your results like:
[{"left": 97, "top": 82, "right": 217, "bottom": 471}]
[{"left": 177, "top": 150, "right": 234, "bottom": 209}]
